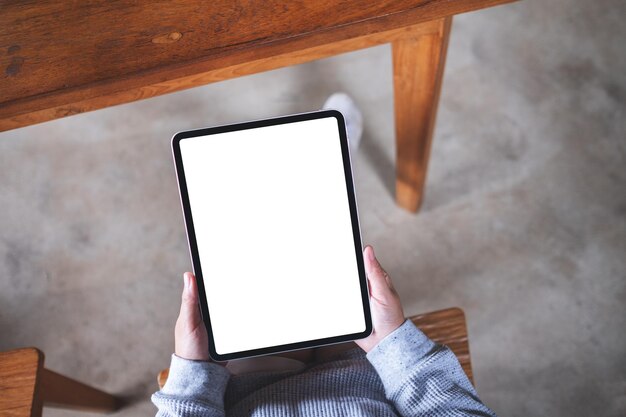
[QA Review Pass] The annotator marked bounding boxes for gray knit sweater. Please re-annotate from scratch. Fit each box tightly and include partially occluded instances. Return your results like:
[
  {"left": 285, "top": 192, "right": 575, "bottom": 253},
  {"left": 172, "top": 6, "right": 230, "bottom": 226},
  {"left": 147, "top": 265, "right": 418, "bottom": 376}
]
[{"left": 152, "top": 320, "right": 496, "bottom": 416}]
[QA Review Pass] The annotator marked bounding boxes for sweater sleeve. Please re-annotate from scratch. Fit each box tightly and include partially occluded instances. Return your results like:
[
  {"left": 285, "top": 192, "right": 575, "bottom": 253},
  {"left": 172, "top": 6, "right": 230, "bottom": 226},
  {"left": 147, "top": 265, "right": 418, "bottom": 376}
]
[
  {"left": 366, "top": 320, "right": 497, "bottom": 417},
  {"left": 152, "top": 354, "right": 230, "bottom": 417}
]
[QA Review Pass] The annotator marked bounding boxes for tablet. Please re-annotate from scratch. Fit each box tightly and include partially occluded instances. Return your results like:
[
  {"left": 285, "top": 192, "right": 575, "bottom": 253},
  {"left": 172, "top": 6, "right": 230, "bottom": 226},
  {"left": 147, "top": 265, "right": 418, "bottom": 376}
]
[{"left": 172, "top": 110, "right": 372, "bottom": 361}]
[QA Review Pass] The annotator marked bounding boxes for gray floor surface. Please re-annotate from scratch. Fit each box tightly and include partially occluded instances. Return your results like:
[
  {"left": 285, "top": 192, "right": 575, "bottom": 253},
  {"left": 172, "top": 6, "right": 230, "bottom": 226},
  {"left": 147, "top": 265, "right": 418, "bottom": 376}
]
[{"left": 1, "top": 0, "right": 624, "bottom": 416}]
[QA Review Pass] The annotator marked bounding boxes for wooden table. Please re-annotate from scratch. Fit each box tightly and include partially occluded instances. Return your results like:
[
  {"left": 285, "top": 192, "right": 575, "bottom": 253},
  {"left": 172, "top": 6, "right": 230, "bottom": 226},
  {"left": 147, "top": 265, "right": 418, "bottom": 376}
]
[{"left": 0, "top": 0, "right": 512, "bottom": 211}]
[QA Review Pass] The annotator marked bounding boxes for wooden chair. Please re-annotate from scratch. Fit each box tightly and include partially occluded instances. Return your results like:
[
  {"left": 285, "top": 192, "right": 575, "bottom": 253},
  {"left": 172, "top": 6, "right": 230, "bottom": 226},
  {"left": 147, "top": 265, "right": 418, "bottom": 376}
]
[
  {"left": 157, "top": 307, "right": 472, "bottom": 389},
  {"left": 409, "top": 307, "right": 473, "bottom": 383},
  {"left": 0, "top": 348, "right": 122, "bottom": 416}
]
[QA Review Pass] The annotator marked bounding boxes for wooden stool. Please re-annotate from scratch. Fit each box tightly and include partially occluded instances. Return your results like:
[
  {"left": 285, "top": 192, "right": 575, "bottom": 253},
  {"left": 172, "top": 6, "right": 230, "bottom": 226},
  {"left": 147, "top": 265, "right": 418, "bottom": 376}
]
[
  {"left": 157, "top": 307, "right": 472, "bottom": 389},
  {"left": 0, "top": 0, "right": 513, "bottom": 212},
  {"left": 0, "top": 348, "right": 121, "bottom": 416}
]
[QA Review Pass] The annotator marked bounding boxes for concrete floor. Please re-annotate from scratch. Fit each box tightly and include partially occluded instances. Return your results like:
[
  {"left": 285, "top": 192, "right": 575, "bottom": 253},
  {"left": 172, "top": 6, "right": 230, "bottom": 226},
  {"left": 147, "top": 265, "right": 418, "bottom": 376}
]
[{"left": 1, "top": 0, "right": 625, "bottom": 416}]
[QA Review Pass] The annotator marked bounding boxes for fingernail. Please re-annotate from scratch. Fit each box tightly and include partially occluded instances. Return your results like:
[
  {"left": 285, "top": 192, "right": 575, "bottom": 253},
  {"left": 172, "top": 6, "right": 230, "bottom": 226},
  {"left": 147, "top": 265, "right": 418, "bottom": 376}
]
[
  {"left": 366, "top": 247, "right": 375, "bottom": 262},
  {"left": 184, "top": 273, "right": 191, "bottom": 291}
]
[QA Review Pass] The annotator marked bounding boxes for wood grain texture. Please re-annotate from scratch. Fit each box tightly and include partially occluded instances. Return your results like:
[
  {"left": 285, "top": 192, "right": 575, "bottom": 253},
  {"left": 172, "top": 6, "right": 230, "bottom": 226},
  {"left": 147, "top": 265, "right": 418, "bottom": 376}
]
[
  {"left": 40, "top": 369, "right": 121, "bottom": 412},
  {"left": 0, "top": 347, "right": 121, "bottom": 416},
  {"left": 0, "top": 0, "right": 514, "bottom": 131},
  {"left": 0, "top": 348, "right": 44, "bottom": 417},
  {"left": 0, "top": 20, "right": 441, "bottom": 132},
  {"left": 408, "top": 307, "right": 473, "bottom": 383},
  {"left": 394, "top": 16, "right": 452, "bottom": 212},
  {"left": 157, "top": 307, "right": 472, "bottom": 389},
  {"left": 157, "top": 369, "right": 169, "bottom": 391}
]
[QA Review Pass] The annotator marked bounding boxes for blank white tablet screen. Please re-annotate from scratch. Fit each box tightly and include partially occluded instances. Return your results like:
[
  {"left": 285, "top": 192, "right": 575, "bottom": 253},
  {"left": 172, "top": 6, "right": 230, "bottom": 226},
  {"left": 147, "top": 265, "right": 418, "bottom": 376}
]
[{"left": 179, "top": 116, "right": 366, "bottom": 355}]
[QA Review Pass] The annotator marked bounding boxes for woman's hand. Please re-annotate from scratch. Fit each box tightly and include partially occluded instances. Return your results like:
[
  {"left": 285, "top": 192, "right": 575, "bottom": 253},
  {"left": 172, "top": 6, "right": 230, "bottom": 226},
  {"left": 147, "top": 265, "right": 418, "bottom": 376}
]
[
  {"left": 175, "top": 272, "right": 210, "bottom": 361},
  {"left": 356, "top": 246, "right": 406, "bottom": 353},
  {"left": 174, "top": 247, "right": 403, "bottom": 359}
]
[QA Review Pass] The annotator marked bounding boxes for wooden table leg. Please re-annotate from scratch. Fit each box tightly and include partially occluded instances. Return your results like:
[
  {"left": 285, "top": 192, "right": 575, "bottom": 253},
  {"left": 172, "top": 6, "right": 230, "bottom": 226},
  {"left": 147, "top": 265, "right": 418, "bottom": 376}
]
[
  {"left": 39, "top": 368, "right": 121, "bottom": 412},
  {"left": 393, "top": 17, "right": 452, "bottom": 212}
]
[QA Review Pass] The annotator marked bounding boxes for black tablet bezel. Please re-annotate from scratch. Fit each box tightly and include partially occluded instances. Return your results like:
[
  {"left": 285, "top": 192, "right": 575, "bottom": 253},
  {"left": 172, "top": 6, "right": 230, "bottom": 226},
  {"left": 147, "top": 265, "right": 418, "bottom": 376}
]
[{"left": 172, "top": 110, "right": 372, "bottom": 361}]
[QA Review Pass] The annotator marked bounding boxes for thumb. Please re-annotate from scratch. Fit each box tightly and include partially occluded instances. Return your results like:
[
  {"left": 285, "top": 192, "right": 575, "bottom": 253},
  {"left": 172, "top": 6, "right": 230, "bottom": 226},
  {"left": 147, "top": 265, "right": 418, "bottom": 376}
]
[
  {"left": 357, "top": 246, "right": 405, "bottom": 353},
  {"left": 178, "top": 272, "right": 202, "bottom": 329},
  {"left": 363, "top": 246, "right": 396, "bottom": 304}
]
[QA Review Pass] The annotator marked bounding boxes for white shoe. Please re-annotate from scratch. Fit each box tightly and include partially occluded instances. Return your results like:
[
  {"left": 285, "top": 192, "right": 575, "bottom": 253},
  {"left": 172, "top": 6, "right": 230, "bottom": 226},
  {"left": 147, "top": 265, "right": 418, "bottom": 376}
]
[{"left": 323, "top": 93, "right": 363, "bottom": 151}]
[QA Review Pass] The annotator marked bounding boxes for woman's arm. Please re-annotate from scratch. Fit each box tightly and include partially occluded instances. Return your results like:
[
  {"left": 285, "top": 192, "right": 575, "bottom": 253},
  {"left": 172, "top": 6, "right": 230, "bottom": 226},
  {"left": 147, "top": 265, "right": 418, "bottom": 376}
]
[
  {"left": 152, "top": 355, "right": 229, "bottom": 417},
  {"left": 152, "top": 273, "right": 230, "bottom": 416},
  {"left": 359, "top": 247, "right": 496, "bottom": 417},
  {"left": 367, "top": 320, "right": 496, "bottom": 417}
]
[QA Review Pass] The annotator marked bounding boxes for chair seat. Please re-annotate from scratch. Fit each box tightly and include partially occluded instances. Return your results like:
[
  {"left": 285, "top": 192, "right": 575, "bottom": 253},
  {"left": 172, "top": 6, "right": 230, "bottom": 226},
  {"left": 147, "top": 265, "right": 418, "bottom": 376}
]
[
  {"left": 408, "top": 307, "right": 473, "bottom": 382},
  {"left": 0, "top": 347, "right": 121, "bottom": 416},
  {"left": 0, "top": 348, "right": 42, "bottom": 416}
]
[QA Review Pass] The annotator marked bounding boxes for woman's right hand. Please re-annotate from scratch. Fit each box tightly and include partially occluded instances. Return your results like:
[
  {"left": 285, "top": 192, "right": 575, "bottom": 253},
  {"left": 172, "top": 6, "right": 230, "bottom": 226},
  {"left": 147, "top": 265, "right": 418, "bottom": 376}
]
[{"left": 356, "top": 246, "right": 406, "bottom": 353}]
